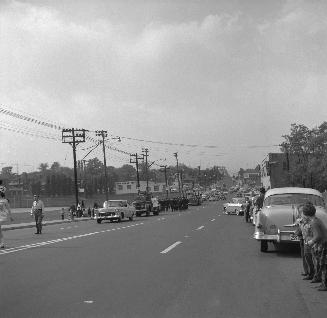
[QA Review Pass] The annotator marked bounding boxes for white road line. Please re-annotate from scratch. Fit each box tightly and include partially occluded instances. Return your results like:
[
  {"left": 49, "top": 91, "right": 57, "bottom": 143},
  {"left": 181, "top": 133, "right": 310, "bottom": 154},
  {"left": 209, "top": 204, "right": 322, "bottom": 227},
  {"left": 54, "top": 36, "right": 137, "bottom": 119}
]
[
  {"left": 196, "top": 226, "right": 205, "bottom": 230},
  {"left": 160, "top": 241, "right": 182, "bottom": 254},
  {"left": 211, "top": 219, "right": 215, "bottom": 221},
  {"left": 0, "top": 223, "right": 145, "bottom": 256}
]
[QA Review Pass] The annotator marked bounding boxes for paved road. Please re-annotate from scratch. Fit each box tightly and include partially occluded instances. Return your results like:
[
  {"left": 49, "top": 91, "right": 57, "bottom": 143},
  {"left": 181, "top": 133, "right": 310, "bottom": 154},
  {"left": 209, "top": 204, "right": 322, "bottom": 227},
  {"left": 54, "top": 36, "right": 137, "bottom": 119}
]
[{"left": 1, "top": 202, "right": 326, "bottom": 318}]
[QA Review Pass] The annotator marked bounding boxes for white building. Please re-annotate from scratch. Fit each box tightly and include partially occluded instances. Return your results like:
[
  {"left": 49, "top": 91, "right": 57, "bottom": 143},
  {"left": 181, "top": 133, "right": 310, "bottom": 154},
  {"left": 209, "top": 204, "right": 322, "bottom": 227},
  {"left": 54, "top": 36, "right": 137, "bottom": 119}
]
[{"left": 115, "top": 180, "right": 166, "bottom": 195}]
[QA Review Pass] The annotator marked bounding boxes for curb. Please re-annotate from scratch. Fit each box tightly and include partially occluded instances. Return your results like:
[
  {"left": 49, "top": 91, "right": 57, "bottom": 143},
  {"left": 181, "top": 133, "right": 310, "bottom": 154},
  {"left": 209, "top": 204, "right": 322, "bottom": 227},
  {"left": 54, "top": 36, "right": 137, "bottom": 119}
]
[{"left": 2, "top": 217, "right": 93, "bottom": 231}]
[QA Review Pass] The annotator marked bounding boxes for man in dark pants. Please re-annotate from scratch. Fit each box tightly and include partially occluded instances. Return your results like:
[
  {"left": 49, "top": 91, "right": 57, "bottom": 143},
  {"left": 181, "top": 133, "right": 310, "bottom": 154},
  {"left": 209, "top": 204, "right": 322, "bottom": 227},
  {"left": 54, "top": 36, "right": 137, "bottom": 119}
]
[{"left": 31, "top": 194, "right": 45, "bottom": 234}]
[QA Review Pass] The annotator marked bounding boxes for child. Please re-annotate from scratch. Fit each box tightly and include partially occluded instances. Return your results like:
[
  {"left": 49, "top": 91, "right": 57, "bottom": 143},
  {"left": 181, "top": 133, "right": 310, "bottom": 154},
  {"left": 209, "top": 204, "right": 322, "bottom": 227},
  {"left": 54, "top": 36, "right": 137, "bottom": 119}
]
[{"left": 306, "top": 202, "right": 327, "bottom": 291}]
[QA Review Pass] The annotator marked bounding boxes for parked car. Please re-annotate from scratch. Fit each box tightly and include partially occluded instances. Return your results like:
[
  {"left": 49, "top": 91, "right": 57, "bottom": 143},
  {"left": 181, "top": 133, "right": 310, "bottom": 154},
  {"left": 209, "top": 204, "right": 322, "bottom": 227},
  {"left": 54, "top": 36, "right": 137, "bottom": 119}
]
[
  {"left": 188, "top": 196, "right": 201, "bottom": 206},
  {"left": 253, "top": 187, "right": 327, "bottom": 252},
  {"left": 95, "top": 200, "right": 135, "bottom": 223},
  {"left": 223, "top": 197, "right": 246, "bottom": 215}
]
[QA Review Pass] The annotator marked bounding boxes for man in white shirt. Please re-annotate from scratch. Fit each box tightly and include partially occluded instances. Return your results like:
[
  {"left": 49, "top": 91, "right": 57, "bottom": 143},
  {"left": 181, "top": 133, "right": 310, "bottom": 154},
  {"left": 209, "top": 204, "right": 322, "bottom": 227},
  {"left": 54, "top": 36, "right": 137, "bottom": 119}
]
[{"left": 31, "top": 194, "right": 45, "bottom": 234}]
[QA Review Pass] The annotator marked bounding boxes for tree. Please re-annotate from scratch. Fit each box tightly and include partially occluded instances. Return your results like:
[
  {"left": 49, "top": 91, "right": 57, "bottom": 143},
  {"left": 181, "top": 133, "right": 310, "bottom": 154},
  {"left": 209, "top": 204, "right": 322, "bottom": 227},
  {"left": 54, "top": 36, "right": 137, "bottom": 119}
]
[
  {"left": 50, "top": 162, "right": 61, "bottom": 172},
  {"left": 281, "top": 122, "right": 327, "bottom": 191}
]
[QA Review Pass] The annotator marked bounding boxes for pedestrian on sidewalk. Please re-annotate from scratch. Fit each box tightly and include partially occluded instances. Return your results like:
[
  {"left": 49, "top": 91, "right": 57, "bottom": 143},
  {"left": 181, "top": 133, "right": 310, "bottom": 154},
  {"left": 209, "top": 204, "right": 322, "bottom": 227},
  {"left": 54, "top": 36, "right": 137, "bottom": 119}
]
[
  {"left": 294, "top": 204, "right": 315, "bottom": 279},
  {"left": 31, "top": 194, "right": 45, "bottom": 234},
  {"left": 61, "top": 208, "right": 65, "bottom": 220},
  {"left": 306, "top": 202, "right": 327, "bottom": 291},
  {"left": 0, "top": 184, "right": 14, "bottom": 248}
]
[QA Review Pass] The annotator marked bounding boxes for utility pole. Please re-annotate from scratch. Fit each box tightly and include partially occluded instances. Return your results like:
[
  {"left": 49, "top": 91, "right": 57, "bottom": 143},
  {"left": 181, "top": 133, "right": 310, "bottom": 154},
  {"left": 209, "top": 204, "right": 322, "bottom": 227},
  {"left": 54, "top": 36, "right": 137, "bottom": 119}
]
[
  {"left": 160, "top": 165, "right": 170, "bottom": 198},
  {"left": 142, "top": 148, "right": 149, "bottom": 196},
  {"left": 62, "top": 128, "right": 87, "bottom": 208},
  {"left": 130, "top": 153, "right": 143, "bottom": 195},
  {"left": 174, "top": 152, "right": 181, "bottom": 195},
  {"left": 96, "top": 130, "right": 109, "bottom": 201}
]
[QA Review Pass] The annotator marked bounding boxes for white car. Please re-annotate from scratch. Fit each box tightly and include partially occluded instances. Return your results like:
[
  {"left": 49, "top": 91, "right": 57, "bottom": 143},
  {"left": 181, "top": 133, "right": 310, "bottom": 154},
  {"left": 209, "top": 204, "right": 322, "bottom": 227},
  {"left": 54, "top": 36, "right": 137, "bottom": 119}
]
[
  {"left": 254, "top": 187, "right": 327, "bottom": 252},
  {"left": 223, "top": 198, "right": 246, "bottom": 215},
  {"left": 96, "top": 200, "right": 135, "bottom": 223}
]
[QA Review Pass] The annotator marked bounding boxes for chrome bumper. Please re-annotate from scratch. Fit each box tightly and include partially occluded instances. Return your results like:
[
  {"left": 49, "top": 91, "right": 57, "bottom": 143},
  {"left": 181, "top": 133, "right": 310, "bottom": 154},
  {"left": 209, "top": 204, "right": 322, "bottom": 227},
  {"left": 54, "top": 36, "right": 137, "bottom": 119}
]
[{"left": 254, "top": 229, "right": 299, "bottom": 243}]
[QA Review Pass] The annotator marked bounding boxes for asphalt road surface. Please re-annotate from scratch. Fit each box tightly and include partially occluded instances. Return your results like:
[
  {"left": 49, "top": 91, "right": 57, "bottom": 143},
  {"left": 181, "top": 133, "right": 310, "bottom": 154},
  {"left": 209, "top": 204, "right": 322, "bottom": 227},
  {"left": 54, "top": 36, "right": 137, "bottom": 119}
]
[{"left": 1, "top": 201, "right": 327, "bottom": 318}]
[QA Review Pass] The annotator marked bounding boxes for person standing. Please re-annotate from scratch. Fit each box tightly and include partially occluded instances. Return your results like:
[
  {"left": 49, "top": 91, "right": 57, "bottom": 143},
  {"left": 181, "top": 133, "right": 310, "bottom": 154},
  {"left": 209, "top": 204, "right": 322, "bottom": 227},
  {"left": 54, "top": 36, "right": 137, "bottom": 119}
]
[
  {"left": 31, "top": 194, "right": 45, "bottom": 234},
  {"left": 306, "top": 202, "right": 327, "bottom": 291},
  {"left": 294, "top": 204, "right": 315, "bottom": 280},
  {"left": 0, "top": 185, "right": 14, "bottom": 248},
  {"left": 255, "top": 187, "right": 266, "bottom": 210}
]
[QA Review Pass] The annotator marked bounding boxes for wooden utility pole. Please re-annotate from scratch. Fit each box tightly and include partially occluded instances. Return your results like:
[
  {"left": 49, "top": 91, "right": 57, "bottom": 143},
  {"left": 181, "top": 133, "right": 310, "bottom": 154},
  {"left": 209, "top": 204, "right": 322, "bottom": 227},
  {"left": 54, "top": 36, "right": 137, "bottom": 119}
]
[
  {"left": 160, "top": 165, "right": 170, "bottom": 198},
  {"left": 174, "top": 152, "right": 181, "bottom": 195},
  {"left": 62, "top": 128, "right": 87, "bottom": 208},
  {"left": 95, "top": 130, "right": 109, "bottom": 201},
  {"left": 142, "top": 148, "right": 149, "bottom": 195},
  {"left": 130, "top": 153, "right": 143, "bottom": 195}
]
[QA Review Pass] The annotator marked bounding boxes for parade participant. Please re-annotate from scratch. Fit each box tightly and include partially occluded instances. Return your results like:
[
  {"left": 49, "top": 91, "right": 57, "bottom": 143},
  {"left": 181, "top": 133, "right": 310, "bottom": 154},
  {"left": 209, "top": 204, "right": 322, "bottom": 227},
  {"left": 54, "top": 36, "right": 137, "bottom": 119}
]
[
  {"left": 0, "top": 185, "right": 13, "bottom": 248},
  {"left": 306, "top": 202, "right": 327, "bottom": 291},
  {"left": 31, "top": 194, "right": 45, "bottom": 234}
]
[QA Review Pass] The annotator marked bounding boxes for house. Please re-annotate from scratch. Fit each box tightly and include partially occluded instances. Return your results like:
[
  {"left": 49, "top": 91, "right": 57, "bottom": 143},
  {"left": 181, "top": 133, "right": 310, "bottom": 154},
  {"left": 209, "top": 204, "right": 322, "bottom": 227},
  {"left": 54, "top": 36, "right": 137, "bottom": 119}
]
[{"left": 115, "top": 180, "right": 166, "bottom": 195}]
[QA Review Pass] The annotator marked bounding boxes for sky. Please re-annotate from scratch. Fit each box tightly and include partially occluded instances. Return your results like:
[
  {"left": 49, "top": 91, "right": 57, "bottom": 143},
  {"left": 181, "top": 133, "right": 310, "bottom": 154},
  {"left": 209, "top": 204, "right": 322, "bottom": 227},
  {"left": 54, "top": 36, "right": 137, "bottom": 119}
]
[{"left": 1, "top": 0, "right": 327, "bottom": 175}]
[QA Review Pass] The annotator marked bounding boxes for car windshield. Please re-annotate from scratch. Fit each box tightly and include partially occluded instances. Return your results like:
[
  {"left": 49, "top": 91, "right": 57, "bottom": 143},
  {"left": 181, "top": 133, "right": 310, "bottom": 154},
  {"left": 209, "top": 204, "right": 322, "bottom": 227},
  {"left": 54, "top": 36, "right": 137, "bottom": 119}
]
[
  {"left": 232, "top": 198, "right": 245, "bottom": 204},
  {"left": 105, "top": 201, "right": 126, "bottom": 207},
  {"left": 264, "top": 193, "right": 324, "bottom": 207}
]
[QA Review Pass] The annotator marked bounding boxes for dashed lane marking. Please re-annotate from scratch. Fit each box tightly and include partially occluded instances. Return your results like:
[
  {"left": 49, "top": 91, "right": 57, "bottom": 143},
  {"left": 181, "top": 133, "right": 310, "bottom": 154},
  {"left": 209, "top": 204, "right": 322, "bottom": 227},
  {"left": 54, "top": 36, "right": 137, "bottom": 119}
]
[
  {"left": 160, "top": 241, "right": 182, "bottom": 254},
  {"left": 196, "top": 226, "right": 205, "bottom": 230},
  {"left": 211, "top": 219, "right": 215, "bottom": 221},
  {"left": 0, "top": 222, "right": 145, "bottom": 256}
]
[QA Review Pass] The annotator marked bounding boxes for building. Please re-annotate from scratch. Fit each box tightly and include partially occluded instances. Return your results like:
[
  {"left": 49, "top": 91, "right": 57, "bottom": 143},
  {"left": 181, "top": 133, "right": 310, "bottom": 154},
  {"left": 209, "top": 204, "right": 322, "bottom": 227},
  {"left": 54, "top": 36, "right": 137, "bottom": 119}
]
[
  {"left": 242, "top": 169, "right": 261, "bottom": 187},
  {"left": 261, "top": 153, "right": 291, "bottom": 189},
  {"left": 115, "top": 180, "right": 166, "bottom": 195}
]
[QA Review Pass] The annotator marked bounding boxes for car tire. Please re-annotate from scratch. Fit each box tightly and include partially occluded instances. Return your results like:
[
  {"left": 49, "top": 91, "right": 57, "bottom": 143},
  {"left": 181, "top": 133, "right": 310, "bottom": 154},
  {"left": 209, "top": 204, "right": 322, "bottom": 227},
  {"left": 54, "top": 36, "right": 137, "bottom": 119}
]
[
  {"left": 97, "top": 219, "right": 102, "bottom": 224},
  {"left": 260, "top": 240, "right": 268, "bottom": 253}
]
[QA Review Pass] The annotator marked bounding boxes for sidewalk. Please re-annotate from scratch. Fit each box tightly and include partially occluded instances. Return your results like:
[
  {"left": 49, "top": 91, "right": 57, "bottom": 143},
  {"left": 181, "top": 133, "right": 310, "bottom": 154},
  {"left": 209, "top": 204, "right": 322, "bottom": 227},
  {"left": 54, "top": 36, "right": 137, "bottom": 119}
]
[{"left": 2, "top": 217, "right": 93, "bottom": 231}]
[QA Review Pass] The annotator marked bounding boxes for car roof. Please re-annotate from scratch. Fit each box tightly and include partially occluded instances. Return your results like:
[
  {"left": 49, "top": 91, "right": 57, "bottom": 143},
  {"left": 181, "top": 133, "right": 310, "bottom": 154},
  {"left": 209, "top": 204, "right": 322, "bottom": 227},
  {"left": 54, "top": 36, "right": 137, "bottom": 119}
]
[{"left": 265, "top": 187, "right": 322, "bottom": 198}]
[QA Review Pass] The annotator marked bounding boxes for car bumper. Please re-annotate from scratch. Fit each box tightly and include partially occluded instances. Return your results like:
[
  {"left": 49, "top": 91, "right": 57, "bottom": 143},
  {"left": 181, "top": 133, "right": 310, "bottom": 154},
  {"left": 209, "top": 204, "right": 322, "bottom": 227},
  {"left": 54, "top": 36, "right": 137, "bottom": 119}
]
[
  {"left": 97, "top": 215, "right": 119, "bottom": 221},
  {"left": 254, "top": 230, "right": 299, "bottom": 243}
]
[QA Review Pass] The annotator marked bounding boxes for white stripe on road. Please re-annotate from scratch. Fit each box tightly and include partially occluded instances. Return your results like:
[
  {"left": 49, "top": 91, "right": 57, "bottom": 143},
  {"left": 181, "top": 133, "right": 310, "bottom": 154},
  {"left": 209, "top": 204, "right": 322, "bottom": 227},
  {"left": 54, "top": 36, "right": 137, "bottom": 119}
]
[
  {"left": 160, "top": 241, "right": 182, "bottom": 254},
  {"left": 211, "top": 219, "right": 215, "bottom": 221},
  {"left": 0, "top": 223, "right": 145, "bottom": 256},
  {"left": 196, "top": 226, "right": 205, "bottom": 230}
]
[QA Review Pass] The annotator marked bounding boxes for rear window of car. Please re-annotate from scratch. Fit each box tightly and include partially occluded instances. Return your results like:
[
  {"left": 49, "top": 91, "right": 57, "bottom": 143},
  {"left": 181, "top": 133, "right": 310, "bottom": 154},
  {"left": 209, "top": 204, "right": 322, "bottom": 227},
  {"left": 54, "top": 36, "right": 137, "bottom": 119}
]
[{"left": 264, "top": 194, "right": 324, "bottom": 207}]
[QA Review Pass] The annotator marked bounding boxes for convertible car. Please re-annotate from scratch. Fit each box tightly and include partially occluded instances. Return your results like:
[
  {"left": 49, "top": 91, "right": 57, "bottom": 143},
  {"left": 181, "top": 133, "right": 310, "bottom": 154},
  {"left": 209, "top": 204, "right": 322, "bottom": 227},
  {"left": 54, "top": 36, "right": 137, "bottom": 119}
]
[
  {"left": 223, "top": 197, "right": 246, "bottom": 216},
  {"left": 253, "top": 187, "right": 327, "bottom": 252}
]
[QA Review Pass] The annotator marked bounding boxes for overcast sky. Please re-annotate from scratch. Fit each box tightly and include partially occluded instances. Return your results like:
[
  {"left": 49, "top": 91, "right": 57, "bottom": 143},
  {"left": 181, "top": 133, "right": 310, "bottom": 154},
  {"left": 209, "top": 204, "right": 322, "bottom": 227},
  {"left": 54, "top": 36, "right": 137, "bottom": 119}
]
[{"left": 1, "top": 0, "right": 327, "bottom": 175}]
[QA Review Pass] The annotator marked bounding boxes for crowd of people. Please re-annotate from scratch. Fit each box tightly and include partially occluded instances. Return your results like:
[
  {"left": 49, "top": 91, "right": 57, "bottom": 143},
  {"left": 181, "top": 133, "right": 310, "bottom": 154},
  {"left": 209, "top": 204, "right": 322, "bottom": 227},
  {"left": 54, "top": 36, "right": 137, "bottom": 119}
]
[{"left": 158, "top": 196, "right": 189, "bottom": 211}]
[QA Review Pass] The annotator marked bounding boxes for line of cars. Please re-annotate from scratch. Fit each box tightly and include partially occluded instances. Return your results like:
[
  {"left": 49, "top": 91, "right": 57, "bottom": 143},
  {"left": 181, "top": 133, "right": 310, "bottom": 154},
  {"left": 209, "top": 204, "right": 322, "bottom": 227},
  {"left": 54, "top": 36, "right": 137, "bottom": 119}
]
[{"left": 223, "top": 187, "right": 327, "bottom": 253}]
